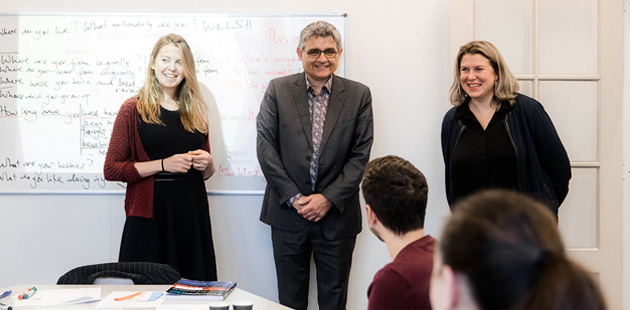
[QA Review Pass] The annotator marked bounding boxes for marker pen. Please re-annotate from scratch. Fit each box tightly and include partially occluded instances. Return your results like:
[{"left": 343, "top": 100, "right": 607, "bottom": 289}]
[
  {"left": 17, "top": 288, "right": 30, "bottom": 300},
  {"left": 17, "top": 287, "right": 37, "bottom": 300},
  {"left": 114, "top": 292, "right": 141, "bottom": 301}
]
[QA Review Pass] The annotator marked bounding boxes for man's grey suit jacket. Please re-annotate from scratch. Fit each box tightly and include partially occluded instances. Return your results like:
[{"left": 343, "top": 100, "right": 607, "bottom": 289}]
[{"left": 257, "top": 72, "right": 374, "bottom": 240}]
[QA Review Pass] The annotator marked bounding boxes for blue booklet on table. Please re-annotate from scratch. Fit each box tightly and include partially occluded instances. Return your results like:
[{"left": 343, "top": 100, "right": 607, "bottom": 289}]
[{"left": 165, "top": 278, "right": 237, "bottom": 301}]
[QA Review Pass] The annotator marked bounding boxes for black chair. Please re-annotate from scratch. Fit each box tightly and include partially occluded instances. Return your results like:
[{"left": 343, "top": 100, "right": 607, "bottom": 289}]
[{"left": 57, "top": 262, "right": 181, "bottom": 285}]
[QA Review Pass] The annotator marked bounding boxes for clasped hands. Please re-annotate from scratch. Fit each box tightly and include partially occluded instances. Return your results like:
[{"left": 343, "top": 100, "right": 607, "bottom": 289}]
[
  {"left": 293, "top": 194, "right": 332, "bottom": 222},
  {"left": 162, "top": 149, "right": 213, "bottom": 173}
]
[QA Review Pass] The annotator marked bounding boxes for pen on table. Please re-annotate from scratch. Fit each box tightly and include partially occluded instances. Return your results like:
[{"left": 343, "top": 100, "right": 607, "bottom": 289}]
[
  {"left": 114, "top": 292, "right": 142, "bottom": 301},
  {"left": 0, "top": 290, "right": 10, "bottom": 299},
  {"left": 17, "top": 287, "right": 37, "bottom": 300},
  {"left": 0, "top": 301, "right": 12, "bottom": 310}
]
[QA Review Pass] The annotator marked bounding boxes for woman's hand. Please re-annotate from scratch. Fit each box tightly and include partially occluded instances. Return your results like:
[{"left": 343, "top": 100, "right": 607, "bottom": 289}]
[
  {"left": 162, "top": 153, "right": 194, "bottom": 173},
  {"left": 189, "top": 149, "right": 216, "bottom": 179},
  {"left": 134, "top": 151, "right": 215, "bottom": 178}
]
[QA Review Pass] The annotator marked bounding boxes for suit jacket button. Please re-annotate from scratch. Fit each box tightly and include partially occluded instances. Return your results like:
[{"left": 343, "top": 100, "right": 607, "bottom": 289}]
[
  {"left": 306, "top": 155, "right": 311, "bottom": 161},
  {"left": 306, "top": 181, "right": 312, "bottom": 186}
]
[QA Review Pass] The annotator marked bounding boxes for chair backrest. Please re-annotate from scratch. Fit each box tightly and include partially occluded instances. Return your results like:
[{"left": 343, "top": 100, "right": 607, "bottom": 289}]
[
  {"left": 92, "top": 277, "right": 135, "bottom": 285},
  {"left": 56, "top": 262, "right": 181, "bottom": 285}
]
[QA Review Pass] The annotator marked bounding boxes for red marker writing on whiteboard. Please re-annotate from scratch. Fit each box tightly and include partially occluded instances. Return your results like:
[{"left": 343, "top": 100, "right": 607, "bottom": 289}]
[{"left": 17, "top": 287, "right": 37, "bottom": 300}]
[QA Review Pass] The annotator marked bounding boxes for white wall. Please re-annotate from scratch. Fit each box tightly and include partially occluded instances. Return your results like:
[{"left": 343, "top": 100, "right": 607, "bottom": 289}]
[{"left": 0, "top": 1, "right": 452, "bottom": 309}]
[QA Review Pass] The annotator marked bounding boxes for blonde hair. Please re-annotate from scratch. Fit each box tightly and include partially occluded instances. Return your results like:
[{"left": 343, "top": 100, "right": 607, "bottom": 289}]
[
  {"left": 449, "top": 40, "right": 520, "bottom": 106},
  {"left": 137, "top": 33, "right": 208, "bottom": 134}
]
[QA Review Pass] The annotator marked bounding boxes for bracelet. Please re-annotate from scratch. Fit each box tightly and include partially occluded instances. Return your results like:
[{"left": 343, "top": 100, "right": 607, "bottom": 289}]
[{"left": 161, "top": 159, "right": 165, "bottom": 172}]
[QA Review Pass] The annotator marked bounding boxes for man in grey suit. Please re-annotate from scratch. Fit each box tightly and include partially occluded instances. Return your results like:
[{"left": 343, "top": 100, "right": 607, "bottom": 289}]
[{"left": 257, "top": 21, "right": 374, "bottom": 310}]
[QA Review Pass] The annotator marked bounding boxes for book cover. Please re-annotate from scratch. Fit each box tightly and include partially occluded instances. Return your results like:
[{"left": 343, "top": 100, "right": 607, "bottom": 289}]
[{"left": 165, "top": 278, "right": 237, "bottom": 301}]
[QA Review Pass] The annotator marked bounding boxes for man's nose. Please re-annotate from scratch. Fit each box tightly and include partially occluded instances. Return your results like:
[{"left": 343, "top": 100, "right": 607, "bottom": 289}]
[{"left": 317, "top": 52, "right": 328, "bottom": 62}]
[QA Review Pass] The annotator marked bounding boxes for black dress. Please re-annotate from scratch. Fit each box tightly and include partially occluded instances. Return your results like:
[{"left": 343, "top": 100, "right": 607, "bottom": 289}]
[{"left": 118, "top": 107, "right": 217, "bottom": 281}]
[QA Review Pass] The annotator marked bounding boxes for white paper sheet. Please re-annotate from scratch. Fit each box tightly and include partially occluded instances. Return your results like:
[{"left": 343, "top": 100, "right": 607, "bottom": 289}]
[
  {"left": 13, "top": 287, "right": 102, "bottom": 306},
  {"left": 96, "top": 291, "right": 165, "bottom": 307}
]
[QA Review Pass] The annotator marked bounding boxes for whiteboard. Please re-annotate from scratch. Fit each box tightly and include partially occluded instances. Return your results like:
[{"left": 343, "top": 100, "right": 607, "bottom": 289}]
[{"left": 0, "top": 13, "right": 347, "bottom": 193}]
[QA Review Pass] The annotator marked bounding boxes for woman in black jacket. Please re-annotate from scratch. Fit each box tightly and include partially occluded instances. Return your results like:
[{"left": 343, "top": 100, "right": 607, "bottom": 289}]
[{"left": 441, "top": 40, "right": 571, "bottom": 216}]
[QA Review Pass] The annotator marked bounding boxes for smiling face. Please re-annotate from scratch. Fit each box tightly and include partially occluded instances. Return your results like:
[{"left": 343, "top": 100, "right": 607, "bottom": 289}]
[
  {"left": 151, "top": 43, "right": 185, "bottom": 98},
  {"left": 459, "top": 53, "right": 497, "bottom": 104},
  {"left": 297, "top": 35, "right": 342, "bottom": 84}
]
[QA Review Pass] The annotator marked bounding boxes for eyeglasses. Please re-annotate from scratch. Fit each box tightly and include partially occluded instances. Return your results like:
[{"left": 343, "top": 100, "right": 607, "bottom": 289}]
[{"left": 305, "top": 48, "right": 338, "bottom": 59}]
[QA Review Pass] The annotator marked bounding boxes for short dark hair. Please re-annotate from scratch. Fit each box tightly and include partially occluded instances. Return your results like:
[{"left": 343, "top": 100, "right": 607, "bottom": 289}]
[
  {"left": 361, "top": 155, "right": 428, "bottom": 235},
  {"left": 440, "top": 189, "right": 606, "bottom": 310}
]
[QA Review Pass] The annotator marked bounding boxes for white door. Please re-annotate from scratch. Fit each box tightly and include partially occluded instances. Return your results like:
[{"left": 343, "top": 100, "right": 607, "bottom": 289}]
[{"left": 450, "top": 0, "right": 624, "bottom": 308}]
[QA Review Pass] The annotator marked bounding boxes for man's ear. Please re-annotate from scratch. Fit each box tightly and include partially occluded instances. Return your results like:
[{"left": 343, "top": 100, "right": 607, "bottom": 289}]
[
  {"left": 296, "top": 46, "right": 303, "bottom": 59},
  {"left": 365, "top": 204, "right": 378, "bottom": 226}
]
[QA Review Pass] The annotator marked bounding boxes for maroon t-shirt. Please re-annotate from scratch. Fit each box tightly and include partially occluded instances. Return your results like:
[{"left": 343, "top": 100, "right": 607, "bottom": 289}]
[{"left": 367, "top": 235, "right": 435, "bottom": 310}]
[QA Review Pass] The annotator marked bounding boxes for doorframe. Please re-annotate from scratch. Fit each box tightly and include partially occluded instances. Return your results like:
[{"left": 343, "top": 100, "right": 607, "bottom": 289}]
[{"left": 622, "top": 0, "right": 630, "bottom": 308}]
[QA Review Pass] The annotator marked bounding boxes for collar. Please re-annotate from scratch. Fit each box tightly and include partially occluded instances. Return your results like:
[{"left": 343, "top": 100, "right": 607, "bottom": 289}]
[
  {"left": 305, "top": 75, "right": 333, "bottom": 94},
  {"left": 455, "top": 98, "right": 513, "bottom": 119}
]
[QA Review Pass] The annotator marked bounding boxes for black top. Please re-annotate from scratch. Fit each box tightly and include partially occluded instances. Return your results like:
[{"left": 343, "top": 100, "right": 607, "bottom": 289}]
[
  {"left": 451, "top": 102, "right": 518, "bottom": 203},
  {"left": 138, "top": 107, "right": 205, "bottom": 179},
  {"left": 138, "top": 107, "right": 205, "bottom": 160}
]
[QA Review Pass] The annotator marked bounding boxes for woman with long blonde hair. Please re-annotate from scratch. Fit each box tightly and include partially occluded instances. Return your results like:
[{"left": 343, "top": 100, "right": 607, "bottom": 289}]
[{"left": 104, "top": 33, "right": 217, "bottom": 280}]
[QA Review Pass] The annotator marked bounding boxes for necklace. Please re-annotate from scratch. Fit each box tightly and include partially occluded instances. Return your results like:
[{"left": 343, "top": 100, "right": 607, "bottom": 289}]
[{"left": 161, "top": 100, "right": 179, "bottom": 111}]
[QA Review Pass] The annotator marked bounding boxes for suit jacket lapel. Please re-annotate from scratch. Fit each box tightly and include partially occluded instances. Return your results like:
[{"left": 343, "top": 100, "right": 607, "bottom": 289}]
[
  {"left": 319, "top": 75, "right": 344, "bottom": 152},
  {"left": 292, "top": 73, "right": 313, "bottom": 148}
]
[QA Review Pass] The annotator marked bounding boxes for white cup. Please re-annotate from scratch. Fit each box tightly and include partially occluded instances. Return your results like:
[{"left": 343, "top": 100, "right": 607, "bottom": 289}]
[
  {"left": 232, "top": 300, "right": 254, "bottom": 310},
  {"left": 208, "top": 301, "right": 230, "bottom": 310}
]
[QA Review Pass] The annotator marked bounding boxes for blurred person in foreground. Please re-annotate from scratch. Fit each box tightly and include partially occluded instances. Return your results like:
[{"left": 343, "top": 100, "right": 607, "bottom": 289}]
[{"left": 430, "top": 189, "right": 606, "bottom": 310}]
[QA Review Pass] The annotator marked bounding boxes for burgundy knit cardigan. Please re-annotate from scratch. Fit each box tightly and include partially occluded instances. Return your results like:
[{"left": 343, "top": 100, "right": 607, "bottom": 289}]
[{"left": 103, "top": 97, "right": 211, "bottom": 218}]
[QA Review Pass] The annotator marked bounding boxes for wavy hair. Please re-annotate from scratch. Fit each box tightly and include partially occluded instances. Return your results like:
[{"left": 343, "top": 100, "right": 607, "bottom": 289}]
[
  {"left": 137, "top": 33, "right": 208, "bottom": 134},
  {"left": 298, "top": 21, "right": 342, "bottom": 51},
  {"left": 449, "top": 40, "right": 520, "bottom": 106}
]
